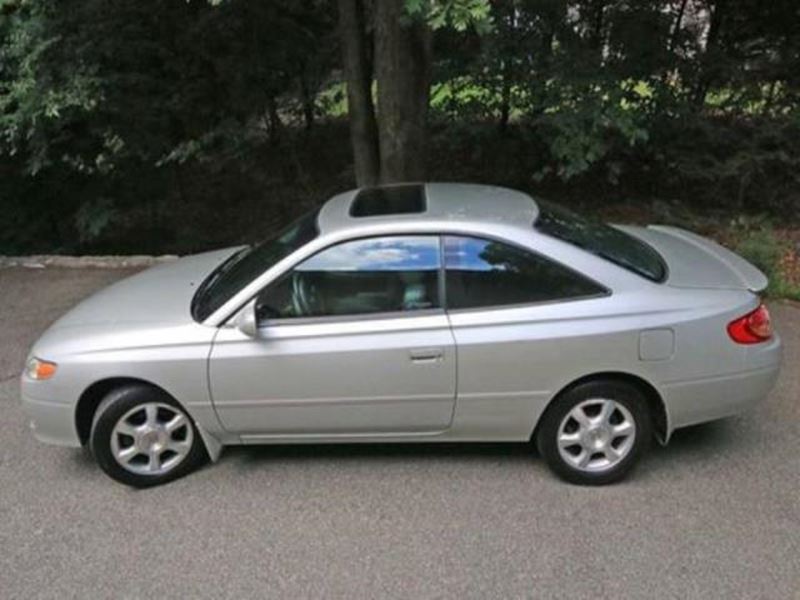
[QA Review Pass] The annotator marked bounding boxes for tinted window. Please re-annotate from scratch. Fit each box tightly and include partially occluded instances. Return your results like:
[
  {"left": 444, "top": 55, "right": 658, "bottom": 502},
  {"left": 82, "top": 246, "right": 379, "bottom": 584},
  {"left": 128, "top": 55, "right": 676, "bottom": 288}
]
[
  {"left": 349, "top": 185, "right": 426, "bottom": 217},
  {"left": 535, "top": 201, "right": 666, "bottom": 282},
  {"left": 192, "top": 209, "right": 320, "bottom": 322},
  {"left": 257, "top": 236, "right": 441, "bottom": 321},
  {"left": 444, "top": 236, "right": 604, "bottom": 310}
]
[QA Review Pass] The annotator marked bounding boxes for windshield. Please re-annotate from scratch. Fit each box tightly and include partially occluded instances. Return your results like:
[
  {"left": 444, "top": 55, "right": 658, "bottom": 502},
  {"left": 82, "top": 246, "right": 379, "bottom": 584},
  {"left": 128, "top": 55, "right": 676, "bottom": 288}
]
[
  {"left": 534, "top": 201, "right": 667, "bottom": 282},
  {"left": 192, "top": 209, "right": 320, "bottom": 322}
]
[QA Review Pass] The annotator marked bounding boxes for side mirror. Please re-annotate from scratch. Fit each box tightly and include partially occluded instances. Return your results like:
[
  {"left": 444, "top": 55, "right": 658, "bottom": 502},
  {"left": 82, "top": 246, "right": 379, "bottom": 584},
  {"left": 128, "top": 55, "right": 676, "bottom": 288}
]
[{"left": 233, "top": 300, "right": 258, "bottom": 338}]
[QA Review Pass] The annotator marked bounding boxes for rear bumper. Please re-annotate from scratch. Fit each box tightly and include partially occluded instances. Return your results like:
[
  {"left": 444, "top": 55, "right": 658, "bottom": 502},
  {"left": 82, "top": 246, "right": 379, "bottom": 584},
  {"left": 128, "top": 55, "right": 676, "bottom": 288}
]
[
  {"left": 20, "top": 384, "right": 81, "bottom": 448},
  {"left": 661, "top": 335, "right": 782, "bottom": 436}
]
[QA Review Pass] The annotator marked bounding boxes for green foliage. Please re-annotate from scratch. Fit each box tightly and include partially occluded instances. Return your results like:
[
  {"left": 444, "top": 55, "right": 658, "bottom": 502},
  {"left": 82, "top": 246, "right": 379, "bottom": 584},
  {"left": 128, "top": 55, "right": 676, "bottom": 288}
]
[
  {"left": 735, "top": 227, "right": 784, "bottom": 278},
  {"left": 0, "top": 1, "right": 102, "bottom": 174},
  {"left": 1, "top": 0, "right": 800, "bottom": 281},
  {"left": 734, "top": 225, "right": 800, "bottom": 300},
  {"left": 533, "top": 83, "right": 651, "bottom": 182},
  {"left": 74, "top": 196, "right": 117, "bottom": 243},
  {"left": 651, "top": 115, "right": 800, "bottom": 212},
  {"left": 1, "top": 0, "right": 337, "bottom": 174},
  {"left": 405, "top": 0, "right": 493, "bottom": 33},
  {"left": 429, "top": 77, "right": 509, "bottom": 120}
]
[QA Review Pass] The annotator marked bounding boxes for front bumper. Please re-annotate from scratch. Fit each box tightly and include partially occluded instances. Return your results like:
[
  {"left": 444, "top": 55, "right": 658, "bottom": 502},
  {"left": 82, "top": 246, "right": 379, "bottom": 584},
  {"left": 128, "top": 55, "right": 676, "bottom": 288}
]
[{"left": 20, "top": 383, "right": 81, "bottom": 447}]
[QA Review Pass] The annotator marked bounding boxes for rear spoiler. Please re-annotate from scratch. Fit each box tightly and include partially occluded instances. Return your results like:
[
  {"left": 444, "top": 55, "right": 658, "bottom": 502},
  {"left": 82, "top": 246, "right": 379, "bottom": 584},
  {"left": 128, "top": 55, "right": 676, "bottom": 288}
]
[{"left": 648, "top": 225, "right": 768, "bottom": 293}]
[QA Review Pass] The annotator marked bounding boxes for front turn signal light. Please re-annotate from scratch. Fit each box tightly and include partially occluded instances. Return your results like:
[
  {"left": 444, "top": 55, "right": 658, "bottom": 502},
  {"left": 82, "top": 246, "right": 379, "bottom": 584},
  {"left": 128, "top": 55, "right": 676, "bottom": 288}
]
[{"left": 25, "top": 357, "right": 58, "bottom": 380}]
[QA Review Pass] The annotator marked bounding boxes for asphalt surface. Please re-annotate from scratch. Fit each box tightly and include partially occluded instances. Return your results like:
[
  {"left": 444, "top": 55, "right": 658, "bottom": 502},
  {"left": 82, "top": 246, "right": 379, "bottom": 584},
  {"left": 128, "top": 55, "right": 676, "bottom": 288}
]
[{"left": 0, "top": 267, "right": 798, "bottom": 599}]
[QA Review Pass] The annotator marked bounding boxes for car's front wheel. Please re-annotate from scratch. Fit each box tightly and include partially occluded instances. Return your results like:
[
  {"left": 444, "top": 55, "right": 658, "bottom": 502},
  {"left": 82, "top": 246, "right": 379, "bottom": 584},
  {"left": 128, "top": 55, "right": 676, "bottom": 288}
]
[
  {"left": 536, "top": 380, "right": 651, "bottom": 485},
  {"left": 90, "top": 385, "right": 206, "bottom": 487}
]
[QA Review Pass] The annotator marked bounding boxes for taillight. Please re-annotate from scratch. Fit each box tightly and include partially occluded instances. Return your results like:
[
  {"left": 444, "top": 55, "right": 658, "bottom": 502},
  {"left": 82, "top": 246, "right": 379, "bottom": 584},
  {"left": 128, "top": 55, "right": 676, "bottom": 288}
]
[{"left": 727, "top": 304, "right": 773, "bottom": 344}]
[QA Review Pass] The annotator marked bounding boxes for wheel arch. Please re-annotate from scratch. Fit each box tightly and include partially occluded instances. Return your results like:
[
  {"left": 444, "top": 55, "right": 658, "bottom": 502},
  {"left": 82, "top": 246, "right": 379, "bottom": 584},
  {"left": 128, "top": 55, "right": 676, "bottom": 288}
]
[
  {"left": 75, "top": 377, "right": 222, "bottom": 460},
  {"left": 532, "top": 371, "right": 668, "bottom": 445}
]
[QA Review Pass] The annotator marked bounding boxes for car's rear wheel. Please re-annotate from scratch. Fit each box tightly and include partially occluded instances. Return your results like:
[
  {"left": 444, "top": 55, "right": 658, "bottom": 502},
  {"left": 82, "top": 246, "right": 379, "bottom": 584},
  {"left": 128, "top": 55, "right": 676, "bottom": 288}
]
[
  {"left": 90, "top": 385, "right": 206, "bottom": 487},
  {"left": 536, "top": 380, "right": 651, "bottom": 485}
]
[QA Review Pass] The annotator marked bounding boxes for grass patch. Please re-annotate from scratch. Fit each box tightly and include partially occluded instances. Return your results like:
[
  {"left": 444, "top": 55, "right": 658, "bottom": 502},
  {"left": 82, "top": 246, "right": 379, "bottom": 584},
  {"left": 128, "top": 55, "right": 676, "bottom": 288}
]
[{"left": 733, "top": 225, "right": 800, "bottom": 301}]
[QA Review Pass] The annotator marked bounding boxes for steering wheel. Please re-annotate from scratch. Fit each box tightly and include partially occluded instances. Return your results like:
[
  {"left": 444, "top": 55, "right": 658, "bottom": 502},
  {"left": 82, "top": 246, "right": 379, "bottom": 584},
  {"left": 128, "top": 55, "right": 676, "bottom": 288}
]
[
  {"left": 291, "top": 273, "right": 308, "bottom": 316},
  {"left": 291, "top": 273, "right": 325, "bottom": 316}
]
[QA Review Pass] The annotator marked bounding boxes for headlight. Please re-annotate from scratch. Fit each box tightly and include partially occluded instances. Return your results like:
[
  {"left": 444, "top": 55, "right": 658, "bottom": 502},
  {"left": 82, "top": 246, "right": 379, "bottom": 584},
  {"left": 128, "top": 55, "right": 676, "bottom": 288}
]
[{"left": 25, "top": 357, "right": 58, "bottom": 380}]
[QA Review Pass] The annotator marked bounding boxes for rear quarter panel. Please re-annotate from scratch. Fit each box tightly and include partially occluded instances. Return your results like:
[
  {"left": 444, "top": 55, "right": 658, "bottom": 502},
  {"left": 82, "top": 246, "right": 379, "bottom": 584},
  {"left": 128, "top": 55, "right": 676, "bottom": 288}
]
[{"left": 445, "top": 285, "right": 760, "bottom": 441}]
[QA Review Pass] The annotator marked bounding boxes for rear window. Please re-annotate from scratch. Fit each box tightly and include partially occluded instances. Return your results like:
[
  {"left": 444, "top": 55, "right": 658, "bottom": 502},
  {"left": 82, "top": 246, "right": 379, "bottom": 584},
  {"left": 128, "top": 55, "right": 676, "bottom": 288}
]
[
  {"left": 534, "top": 201, "right": 667, "bottom": 282},
  {"left": 349, "top": 184, "right": 426, "bottom": 217}
]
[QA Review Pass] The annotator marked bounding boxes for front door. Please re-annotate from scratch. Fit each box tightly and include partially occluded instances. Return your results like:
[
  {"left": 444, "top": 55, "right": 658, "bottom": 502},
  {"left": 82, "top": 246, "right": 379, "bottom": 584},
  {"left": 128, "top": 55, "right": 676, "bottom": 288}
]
[{"left": 209, "top": 235, "right": 456, "bottom": 437}]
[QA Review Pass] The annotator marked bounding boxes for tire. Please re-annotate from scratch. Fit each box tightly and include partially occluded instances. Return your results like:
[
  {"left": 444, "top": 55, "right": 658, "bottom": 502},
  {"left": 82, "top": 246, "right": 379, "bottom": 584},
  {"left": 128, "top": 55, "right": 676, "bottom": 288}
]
[
  {"left": 536, "top": 380, "right": 651, "bottom": 485},
  {"left": 90, "top": 384, "right": 206, "bottom": 488}
]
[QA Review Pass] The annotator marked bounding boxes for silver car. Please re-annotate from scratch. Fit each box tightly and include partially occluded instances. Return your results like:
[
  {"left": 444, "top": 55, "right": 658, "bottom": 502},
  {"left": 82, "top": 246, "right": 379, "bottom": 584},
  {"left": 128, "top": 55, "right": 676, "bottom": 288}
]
[{"left": 21, "top": 184, "right": 782, "bottom": 487}]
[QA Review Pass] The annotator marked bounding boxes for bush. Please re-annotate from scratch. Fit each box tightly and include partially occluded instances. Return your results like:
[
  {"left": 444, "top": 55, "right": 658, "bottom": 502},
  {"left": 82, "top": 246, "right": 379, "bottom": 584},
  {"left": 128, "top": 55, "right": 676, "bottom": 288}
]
[
  {"left": 649, "top": 115, "right": 800, "bottom": 213},
  {"left": 735, "top": 226, "right": 800, "bottom": 301},
  {"left": 736, "top": 228, "right": 784, "bottom": 277}
]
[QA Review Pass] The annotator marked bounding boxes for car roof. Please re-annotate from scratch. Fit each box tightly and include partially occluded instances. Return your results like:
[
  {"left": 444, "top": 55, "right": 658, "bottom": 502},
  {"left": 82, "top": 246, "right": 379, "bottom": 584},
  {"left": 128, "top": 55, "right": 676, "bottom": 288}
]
[{"left": 317, "top": 183, "right": 539, "bottom": 236}]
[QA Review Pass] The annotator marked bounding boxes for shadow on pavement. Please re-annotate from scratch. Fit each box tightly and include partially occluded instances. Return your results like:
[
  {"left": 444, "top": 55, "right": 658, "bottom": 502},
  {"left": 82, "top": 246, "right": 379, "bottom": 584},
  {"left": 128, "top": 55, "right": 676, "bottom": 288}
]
[
  {"left": 219, "top": 418, "right": 742, "bottom": 471},
  {"left": 224, "top": 440, "right": 537, "bottom": 467}
]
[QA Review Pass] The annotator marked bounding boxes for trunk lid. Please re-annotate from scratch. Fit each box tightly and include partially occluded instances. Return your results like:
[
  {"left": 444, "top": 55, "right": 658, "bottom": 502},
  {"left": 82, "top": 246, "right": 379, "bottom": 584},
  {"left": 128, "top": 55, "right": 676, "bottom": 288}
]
[{"left": 615, "top": 225, "right": 768, "bottom": 292}]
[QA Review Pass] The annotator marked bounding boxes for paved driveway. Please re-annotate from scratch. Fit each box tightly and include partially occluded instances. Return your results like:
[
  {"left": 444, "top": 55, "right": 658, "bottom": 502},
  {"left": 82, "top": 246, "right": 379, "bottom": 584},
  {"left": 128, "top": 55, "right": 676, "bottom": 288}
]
[{"left": 1, "top": 267, "right": 798, "bottom": 599}]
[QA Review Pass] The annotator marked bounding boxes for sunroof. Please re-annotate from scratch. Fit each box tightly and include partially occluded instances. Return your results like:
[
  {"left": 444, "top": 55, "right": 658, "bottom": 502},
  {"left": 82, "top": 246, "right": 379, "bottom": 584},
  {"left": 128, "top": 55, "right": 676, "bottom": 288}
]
[{"left": 349, "top": 184, "right": 426, "bottom": 217}]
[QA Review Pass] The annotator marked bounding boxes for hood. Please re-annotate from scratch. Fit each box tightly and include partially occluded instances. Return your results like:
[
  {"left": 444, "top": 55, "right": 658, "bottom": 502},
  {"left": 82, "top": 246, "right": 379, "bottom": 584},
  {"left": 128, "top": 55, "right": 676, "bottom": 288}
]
[
  {"left": 49, "top": 247, "right": 242, "bottom": 330},
  {"left": 617, "top": 225, "right": 768, "bottom": 292}
]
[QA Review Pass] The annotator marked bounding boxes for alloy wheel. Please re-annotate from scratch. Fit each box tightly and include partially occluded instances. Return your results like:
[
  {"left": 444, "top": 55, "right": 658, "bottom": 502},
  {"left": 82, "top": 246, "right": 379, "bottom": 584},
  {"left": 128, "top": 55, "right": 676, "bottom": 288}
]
[
  {"left": 109, "top": 402, "right": 194, "bottom": 476},
  {"left": 556, "top": 398, "right": 637, "bottom": 473}
]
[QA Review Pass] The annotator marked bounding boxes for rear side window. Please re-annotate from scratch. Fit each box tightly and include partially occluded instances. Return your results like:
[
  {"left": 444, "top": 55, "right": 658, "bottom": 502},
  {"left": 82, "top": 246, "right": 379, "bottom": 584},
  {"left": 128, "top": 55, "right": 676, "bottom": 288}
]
[
  {"left": 257, "top": 236, "right": 441, "bottom": 321},
  {"left": 444, "top": 236, "right": 605, "bottom": 310},
  {"left": 534, "top": 200, "right": 667, "bottom": 282}
]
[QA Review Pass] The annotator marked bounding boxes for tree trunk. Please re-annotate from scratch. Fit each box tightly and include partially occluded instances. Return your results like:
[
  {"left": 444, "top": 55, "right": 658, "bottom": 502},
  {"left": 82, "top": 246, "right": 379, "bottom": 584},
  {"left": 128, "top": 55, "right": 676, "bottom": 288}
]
[
  {"left": 764, "top": 79, "right": 779, "bottom": 113},
  {"left": 692, "top": 0, "right": 727, "bottom": 108},
  {"left": 298, "top": 73, "right": 316, "bottom": 131},
  {"left": 660, "top": 0, "right": 689, "bottom": 87},
  {"left": 667, "top": 0, "right": 689, "bottom": 53},
  {"left": 374, "top": 0, "right": 432, "bottom": 184},
  {"left": 337, "top": 0, "right": 380, "bottom": 187},
  {"left": 499, "top": 71, "right": 512, "bottom": 131},
  {"left": 498, "top": 4, "right": 517, "bottom": 131},
  {"left": 539, "top": 28, "right": 555, "bottom": 72},
  {"left": 266, "top": 96, "right": 282, "bottom": 143},
  {"left": 590, "top": 0, "right": 606, "bottom": 63}
]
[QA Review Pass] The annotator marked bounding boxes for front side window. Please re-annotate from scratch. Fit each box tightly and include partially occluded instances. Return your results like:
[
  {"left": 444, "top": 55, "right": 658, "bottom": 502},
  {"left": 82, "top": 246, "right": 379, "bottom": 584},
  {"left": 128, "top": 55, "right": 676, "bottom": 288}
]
[
  {"left": 444, "top": 236, "right": 605, "bottom": 310},
  {"left": 257, "top": 236, "right": 441, "bottom": 321}
]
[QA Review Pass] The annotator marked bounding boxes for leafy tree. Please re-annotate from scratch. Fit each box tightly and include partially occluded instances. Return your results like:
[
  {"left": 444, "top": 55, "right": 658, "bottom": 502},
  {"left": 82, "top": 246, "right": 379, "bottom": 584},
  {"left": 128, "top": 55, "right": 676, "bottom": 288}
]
[
  {"left": 1, "top": 0, "right": 798, "bottom": 254},
  {"left": 337, "top": 0, "right": 492, "bottom": 185}
]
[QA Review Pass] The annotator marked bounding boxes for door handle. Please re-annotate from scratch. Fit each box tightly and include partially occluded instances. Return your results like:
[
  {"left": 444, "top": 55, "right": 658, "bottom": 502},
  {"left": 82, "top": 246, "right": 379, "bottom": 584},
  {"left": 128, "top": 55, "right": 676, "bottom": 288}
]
[{"left": 409, "top": 348, "right": 444, "bottom": 363}]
